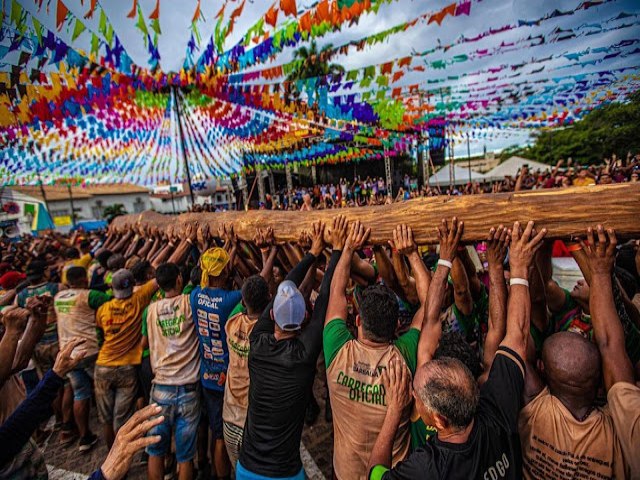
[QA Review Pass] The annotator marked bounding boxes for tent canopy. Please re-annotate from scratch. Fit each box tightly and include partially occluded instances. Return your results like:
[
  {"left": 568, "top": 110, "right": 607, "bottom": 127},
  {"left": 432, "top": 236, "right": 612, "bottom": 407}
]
[
  {"left": 484, "top": 156, "right": 551, "bottom": 181},
  {"left": 428, "top": 165, "right": 486, "bottom": 187}
]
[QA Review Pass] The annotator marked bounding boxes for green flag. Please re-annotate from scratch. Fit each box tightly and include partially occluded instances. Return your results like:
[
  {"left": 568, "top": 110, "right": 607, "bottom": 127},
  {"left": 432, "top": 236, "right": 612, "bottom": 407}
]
[
  {"left": 91, "top": 33, "right": 100, "bottom": 56},
  {"left": 32, "top": 17, "right": 43, "bottom": 45},
  {"left": 72, "top": 19, "right": 86, "bottom": 41}
]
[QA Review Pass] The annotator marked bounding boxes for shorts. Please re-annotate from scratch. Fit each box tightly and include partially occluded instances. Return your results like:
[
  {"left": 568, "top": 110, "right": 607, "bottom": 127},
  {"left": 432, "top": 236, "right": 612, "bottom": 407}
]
[
  {"left": 94, "top": 364, "right": 138, "bottom": 430},
  {"left": 223, "top": 421, "right": 244, "bottom": 468},
  {"left": 136, "top": 356, "right": 153, "bottom": 404},
  {"left": 236, "top": 462, "right": 305, "bottom": 480},
  {"left": 146, "top": 383, "right": 201, "bottom": 463},
  {"left": 202, "top": 388, "right": 224, "bottom": 439},
  {"left": 67, "top": 354, "right": 97, "bottom": 401}
]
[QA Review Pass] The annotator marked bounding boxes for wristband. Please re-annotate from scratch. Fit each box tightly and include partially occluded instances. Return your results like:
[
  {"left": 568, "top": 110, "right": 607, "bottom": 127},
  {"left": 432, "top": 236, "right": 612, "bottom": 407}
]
[
  {"left": 437, "top": 259, "right": 453, "bottom": 269},
  {"left": 509, "top": 278, "right": 529, "bottom": 287},
  {"left": 566, "top": 243, "right": 582, "bottom": 252}
]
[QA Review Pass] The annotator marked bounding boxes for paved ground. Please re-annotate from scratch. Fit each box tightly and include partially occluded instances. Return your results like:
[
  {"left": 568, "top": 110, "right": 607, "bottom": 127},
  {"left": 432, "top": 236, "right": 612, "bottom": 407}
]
[{"left": 42, "top": 366, "right": 334, "bottom": 479}]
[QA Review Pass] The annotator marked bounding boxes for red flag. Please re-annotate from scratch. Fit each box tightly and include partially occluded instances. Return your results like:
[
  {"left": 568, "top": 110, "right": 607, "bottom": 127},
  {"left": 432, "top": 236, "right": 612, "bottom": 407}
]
[
  {"left": 149, "top": 0, "right": 160, "bottom": 20},
  {"left": 56, "top": 0, "right": 69, "bottom": 30},
  {"left": 127, "top": 0, "right": 137, "bottom": 19},
  {"left": 84, "top": 0, "right": 97, "bottom": 18},
  {"left": 230, "top": 0, "right": 246, "bottom": 20}
]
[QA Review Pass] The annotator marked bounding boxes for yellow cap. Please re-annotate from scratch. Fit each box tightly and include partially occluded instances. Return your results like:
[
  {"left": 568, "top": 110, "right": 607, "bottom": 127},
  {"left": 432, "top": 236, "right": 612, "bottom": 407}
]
[{"left": 200, "top": 247, "right": 230, "bottom": 286}]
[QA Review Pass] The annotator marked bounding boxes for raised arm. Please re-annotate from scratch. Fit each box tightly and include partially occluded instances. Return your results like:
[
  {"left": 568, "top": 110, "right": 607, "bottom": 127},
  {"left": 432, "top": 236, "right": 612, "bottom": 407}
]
[
  {"left": 389, "top": 246, "right": 419, "bottom": 305},
  {"left": 0, "top": 307, "right": 30, "bottom": 389},
  {"left": 582, "top": 226, "right": 634, "bottom": 388},
  {"left": 479, "top": 226, "right": 510, "bottom": 383},
  {"left": 417, "top": 218, "right": 463, "bottom": 368},
  {"left": 324, "top": 216, "right": 351, "bottom": 325},
  {"left": 500, "top": 221, "right": 547, "bottom": 362},
  {"left": 393, "top": 225, "right": 431, "bottom": 330},
  {"left": 373, "top": 245, "right": 400, "bottom": 294},
  {"left": 451, "top": 256, "right": 473, "bottom": 316}
]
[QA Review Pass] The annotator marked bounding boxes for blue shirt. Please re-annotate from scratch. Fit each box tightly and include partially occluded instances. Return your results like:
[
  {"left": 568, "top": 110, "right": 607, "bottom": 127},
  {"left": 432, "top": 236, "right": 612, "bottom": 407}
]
[{"left": 190, "top": 286, "right": 242, "bottom": 391}]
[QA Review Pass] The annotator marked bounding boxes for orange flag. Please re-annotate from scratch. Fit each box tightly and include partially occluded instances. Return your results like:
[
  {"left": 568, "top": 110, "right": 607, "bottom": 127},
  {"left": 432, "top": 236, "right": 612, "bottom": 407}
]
[
  {"left": 215, "top": 4, "right": 225, "bottom": 19},
  {"left": 56, "top": 0, "right": 69, "bottom": 30},
  {"left": 299, "top": 11, "right": 311, "bottom": 31},
  {"left": 84, "top": 0, "right": 97, "bottom": 19},
  {"left": 127, "top": 0, "right": 137, "bottom": 18},
  {"left": 265, "top": 4, "right": 279, "bottom": 27},
  {"left": 315, "top": 0, "right": 329, "bottom": 22},
  {"left": 149, "top": 0, "right": 160, "bottom": 20},
  {"left": 230, "top": 0, "right": 246, "bottom": 20},
  {"left": 192, "top": 0, "right": 201, "bottom": 22},
  {"left": 280, "top": 0, "right": 297, "bottom": 18}
]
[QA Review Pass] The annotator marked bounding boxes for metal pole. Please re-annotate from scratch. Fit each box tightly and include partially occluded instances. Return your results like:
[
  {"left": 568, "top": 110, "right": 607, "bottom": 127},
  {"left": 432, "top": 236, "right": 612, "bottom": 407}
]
[
  {"left": 170, "top": 191, "right": 176, "bottom": 215},
  {"left": 37, "top": 171, "right": 50, "bottom": 214},
  {"left": 467, "top": 134, "right": 472, "bottom": 184},
  {"left": 67, "top": 184, "right": 76, "bottom": 228},
  {"left": 173, "top": 86, "right": 195, "bottom": 205}
]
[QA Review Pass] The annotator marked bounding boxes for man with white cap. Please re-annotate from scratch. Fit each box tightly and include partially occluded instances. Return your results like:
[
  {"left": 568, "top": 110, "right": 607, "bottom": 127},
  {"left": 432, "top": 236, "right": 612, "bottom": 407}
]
[{"left": 237, "top": 219, "right": 346, "bottom": 480}]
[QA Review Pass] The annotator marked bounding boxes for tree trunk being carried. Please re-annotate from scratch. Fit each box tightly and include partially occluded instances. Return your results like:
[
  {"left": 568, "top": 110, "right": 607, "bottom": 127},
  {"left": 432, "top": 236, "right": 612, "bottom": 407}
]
[{"left": 116, "top": 184, "right": 640, "bottom": 245}]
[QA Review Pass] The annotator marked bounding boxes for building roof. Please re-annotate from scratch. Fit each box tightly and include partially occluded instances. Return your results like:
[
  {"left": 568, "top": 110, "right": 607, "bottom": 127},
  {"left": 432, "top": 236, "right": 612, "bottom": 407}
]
[
  {"left": 10, "top": 183, "right": 149, "bottom": 202},
  {"left": 484, "top": 156, "right": 550, "bottom": 181},
  {"left": 428, "top": 165, "right": 487, "bottom": 186}
]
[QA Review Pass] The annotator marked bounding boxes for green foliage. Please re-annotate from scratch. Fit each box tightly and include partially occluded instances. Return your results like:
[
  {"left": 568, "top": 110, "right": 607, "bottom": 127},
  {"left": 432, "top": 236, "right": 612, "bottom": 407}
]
[
  {"left": 509, "top": 92, "right": 640, "bottom": 164},
  {"left": 286, "top": 40, "right": 345, "bottom": 102},
  {"left": 103, "top": 204, "right": 127, "bottom": 223}
]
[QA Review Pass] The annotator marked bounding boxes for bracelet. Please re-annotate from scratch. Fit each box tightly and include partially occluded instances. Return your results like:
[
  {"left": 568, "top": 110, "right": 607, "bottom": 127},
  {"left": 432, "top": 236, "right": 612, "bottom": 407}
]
[
  {"left": 510, "top": 278, "right": 530, "bottom": 287},
  {"left": 437, "top": 259, "right": 453, "bottom": 269}
]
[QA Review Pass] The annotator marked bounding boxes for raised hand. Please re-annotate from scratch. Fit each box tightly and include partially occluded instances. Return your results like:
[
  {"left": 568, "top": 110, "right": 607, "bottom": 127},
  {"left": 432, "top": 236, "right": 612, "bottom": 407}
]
[
  {"left": 264, "top": 227, "right": 275, "bottom": 246},
  {"left": 329, "top": 215, "right": 349, "bottom": 251},
  {"left": 581, "top": 225, "right": 617, "bottom": 275},
  {"left": 185, "top": 222, "right": 198, "bottom": 243},
  {"left": 53, "top": 338, "right": 87, "bottom": 377},
  {"left": 100, "top": 404, "right": 164, "bottom": 480},
  {"left": 0, "top": 306, "right": 30, "bottom": 334},
  {"left": 382, "top": 357, "right": 410, "bottom": 414},
  {"left": 486, "top": 225, "right": 510, "bottom": 267},
  {"left": 436, "top": 217, "right": 464, "bottom": 262},
  {"left": 297, "top": 230, "right": 311, "bottom": 250},
  {"left": 25, "top": 295, "right": 53, "bottom": 319},
  {"left": 508, "top": 221, "right": 547, "bottom": 277},
  {"left": 309, "top": 221, "right": 326, "bottom": 257},
  {"left": 345, "top": 220, "right": 371, "bottom": 252},
  {"left": 392, "top": 224, "right": 417, "bottom": 256},
  {"left": 197, "top": 223, "right": 210, "bottom": 247}
]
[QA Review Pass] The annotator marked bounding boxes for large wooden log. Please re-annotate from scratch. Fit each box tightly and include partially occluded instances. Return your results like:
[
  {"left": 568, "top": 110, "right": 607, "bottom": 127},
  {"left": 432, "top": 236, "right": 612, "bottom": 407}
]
[{"left": 115, "top": 184, "right": 640, "bottom": 244}]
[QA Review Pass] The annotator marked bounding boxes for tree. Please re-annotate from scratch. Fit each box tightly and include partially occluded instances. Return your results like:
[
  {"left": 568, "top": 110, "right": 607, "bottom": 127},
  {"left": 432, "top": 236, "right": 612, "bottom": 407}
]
[
  {"left": 505, "top": 92, "right": 640, "bottom": 164},
  {"left": 286, "top": 40, "right": 345, "bottom": 104},
  {"left": 103, "top": 204, "right": 127, "bottom": 223}
]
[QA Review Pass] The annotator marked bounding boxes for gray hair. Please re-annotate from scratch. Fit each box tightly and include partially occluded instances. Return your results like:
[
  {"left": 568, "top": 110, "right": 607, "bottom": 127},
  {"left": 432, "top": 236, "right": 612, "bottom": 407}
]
[{"left": 415, "top": 357, "right": 479, "bottom": 430}]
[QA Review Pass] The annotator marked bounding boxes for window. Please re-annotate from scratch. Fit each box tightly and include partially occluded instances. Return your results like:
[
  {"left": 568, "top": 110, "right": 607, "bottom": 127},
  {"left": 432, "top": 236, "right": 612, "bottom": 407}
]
[{"left": 133, "top": 197, "right": 146, "bottom": 213}]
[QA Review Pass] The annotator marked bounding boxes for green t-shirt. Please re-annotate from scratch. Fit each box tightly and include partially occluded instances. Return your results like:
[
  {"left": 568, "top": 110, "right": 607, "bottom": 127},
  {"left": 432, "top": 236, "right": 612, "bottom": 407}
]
[
  {"left": 229, "top": 301, "right": 245, "bottom": 318},
  {"left": 323, "top": 318, "right": 420, "bottom": 375}
]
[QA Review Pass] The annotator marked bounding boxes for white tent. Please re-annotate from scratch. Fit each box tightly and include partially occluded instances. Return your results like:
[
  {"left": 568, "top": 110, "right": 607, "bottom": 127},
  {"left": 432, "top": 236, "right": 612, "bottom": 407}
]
[
  {"left": 428, "top": 165, "right": 486, "bottom": 187},
  {"left": 484, "top": 156, "right": 550, "bottom": 181}
]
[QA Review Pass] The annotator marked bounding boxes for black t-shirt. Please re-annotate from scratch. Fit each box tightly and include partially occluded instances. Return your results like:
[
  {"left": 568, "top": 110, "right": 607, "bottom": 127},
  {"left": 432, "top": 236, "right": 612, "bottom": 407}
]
[
  {"left": 381, "top": 346, "right": 525, "bottom": 480},
  {"left": 239, "top": 251, "right": 340, "bottom": 477}
]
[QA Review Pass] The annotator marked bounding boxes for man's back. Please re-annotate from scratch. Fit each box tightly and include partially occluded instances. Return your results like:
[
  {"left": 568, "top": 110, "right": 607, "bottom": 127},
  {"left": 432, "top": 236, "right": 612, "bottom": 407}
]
[
  {"left": 54, "top": 288, "right": 108, "bottom": 355},
  {"left": 519, "top": 387, "right": 627, "bottom": 479},
  {"left": 240, "top": 332, "right": 317, "bottom": 477}
]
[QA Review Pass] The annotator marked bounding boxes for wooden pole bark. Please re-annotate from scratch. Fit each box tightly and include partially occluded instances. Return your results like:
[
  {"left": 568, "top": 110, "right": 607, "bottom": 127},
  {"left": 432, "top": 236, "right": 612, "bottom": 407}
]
[{"left": 116, "top": 184, "right": 640, "bottom": 245}]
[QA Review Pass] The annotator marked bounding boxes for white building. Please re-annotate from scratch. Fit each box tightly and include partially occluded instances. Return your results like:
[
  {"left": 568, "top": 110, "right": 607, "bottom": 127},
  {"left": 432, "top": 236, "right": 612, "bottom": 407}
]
[
  {"left": 8, "top": 183, "right": 151, "bottom": 228},
  {"left": 150, "top": 182, "right": 236, "bottom": 214}
]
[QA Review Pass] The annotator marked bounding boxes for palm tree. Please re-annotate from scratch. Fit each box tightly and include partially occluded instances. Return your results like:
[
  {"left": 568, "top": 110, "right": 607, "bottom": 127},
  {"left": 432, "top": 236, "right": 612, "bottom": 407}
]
[
  {"left": 103, "top": 204, "right": 127, "bottom": 223},
  {"left": 286, "top": 40, "right": 345, "bottom": 104}
]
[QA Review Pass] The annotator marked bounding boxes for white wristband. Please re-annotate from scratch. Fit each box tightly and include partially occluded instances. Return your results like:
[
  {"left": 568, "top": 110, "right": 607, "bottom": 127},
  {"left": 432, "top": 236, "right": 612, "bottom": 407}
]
[
  {"left": 510, "top": 278, "right": 529, "bottom": 287},
  {"left": 437, "top": 259, "right": 453, "bottom": 269}
]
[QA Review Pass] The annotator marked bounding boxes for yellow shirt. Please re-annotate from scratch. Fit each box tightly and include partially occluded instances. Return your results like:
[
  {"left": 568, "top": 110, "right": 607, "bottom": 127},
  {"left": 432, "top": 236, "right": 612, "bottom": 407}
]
[
  {"left": 62, "top": 253, "right": 92, "bottom": 285},
  {"left": 96, "top": 280, "right": 157, "bottom": 367},
  {"left": 572, "top": 177, "right": 595, "bottom": 187}
]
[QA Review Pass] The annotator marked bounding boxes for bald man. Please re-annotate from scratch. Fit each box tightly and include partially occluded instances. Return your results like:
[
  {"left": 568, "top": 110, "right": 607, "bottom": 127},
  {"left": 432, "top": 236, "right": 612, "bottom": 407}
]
[{"left": 518, "top": 332, "right": 629, "bottom": 478}]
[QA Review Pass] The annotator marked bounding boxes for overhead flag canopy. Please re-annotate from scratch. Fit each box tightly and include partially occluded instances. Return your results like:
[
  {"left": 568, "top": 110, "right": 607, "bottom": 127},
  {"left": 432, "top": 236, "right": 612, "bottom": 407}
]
[{"left": 1, "top": 0, "right": 639, "bottom": 188}]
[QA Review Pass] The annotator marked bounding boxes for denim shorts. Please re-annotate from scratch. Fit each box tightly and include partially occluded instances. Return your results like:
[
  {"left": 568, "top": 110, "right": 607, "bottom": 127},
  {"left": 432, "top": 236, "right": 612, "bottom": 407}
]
[
  {"left": 236, "top": 462, "right": 304, "bottom": 480},
  {"left": 202, "top": 388, "right": 224, "bottom": 440},
  {"left": 146, "top": 382, "right": 201, "bottom": 463},
  {"left": 66, "top": 354, "right": 97, "bottom": 401}
]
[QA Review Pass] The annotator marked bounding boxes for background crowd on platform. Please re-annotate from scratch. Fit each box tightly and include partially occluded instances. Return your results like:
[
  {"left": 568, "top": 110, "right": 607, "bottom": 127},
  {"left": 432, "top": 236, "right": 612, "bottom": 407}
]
[
  {"left": 0, "top": 159, "right": 639, "bottom": 480},
  {"left": 187, "top": 153, "right": 640, "bottom": 213}
]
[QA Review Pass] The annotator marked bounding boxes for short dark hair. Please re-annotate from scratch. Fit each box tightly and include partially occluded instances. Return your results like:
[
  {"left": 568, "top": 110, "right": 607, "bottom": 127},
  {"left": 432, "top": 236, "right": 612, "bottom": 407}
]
[
  {"left": 189, "top": 266, "right": 201, "bottom": 286},
  {"left": 358, "top": 284, "right": 398, "bottom": 342},
  {"left": 131, "top": 260, "right": 152, "bottom": 285},
  {"left": 96, "top": 250, "right": 113, "bottom": 268},
  {"left": 79, "top": 240, "right": 91, "bottom": 250},
  {"left": 65, "top": 247, "right": 80, "bottom": 260},
  {"left": 241, "top": 275, "right": 270, "bottom": 314},
  {"left": 66, "top": 266, "right": 87, "bottom": 286},
  {"left": 416, "top": 357, "right": 479, "bottom": 430},
  {"left": 107, "top": 254, "right": 125, "bottom": 271},
  {"left": 434, "top": 331, "right": 482, "bottom": 379},
  {"left": 156, "top": 263, "right": 181, "bottom": 291}
]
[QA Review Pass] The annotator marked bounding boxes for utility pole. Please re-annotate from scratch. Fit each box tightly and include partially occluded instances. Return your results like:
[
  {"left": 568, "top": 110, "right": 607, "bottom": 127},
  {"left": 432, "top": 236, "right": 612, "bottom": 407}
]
[
  {"left": 67, "top": 183, "right": 76, "bottom": 228},
  {"left": 173, "top": 86, "right": 195, "bottom": 205},
  {"left": 467, "top": 133, "right": 472, "bottom": 184}
]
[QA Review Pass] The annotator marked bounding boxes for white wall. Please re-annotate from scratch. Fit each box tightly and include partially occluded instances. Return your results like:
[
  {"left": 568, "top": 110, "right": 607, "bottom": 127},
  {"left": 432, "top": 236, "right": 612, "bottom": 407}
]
[{"left": 47, "top": 193, "right": 151, "bottom": 221}]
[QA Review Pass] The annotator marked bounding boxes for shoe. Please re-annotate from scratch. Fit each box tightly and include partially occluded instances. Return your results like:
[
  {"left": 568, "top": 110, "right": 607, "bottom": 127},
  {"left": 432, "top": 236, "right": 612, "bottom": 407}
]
[
  {"left": 59, "top": 428, "right": 78, "bottom": 446},
  {"left": 78, "top": 434, "right": 98, "bottom": 452}
]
